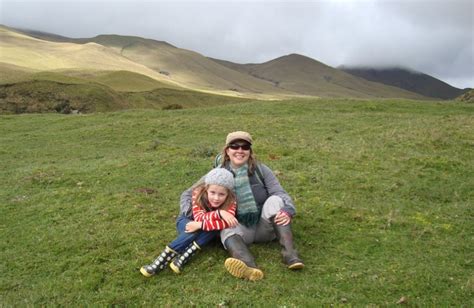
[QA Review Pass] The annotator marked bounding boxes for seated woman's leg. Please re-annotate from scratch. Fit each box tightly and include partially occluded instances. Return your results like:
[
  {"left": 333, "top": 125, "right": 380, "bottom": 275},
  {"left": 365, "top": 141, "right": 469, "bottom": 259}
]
[
  {"left": 221, "top": 224, "right": 256, "bottom": 247},
  {"left": 255, "top": 195, "right": 283, "bottom": 242},
  {"left": 257, "top": 196, "right": 304, "bottom": 269}
]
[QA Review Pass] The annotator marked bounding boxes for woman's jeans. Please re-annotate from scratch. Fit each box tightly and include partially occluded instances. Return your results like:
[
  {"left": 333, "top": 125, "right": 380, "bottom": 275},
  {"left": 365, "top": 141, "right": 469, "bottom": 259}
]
[{"left": 168, "top": 215, "right": 219, "bottom": 253}]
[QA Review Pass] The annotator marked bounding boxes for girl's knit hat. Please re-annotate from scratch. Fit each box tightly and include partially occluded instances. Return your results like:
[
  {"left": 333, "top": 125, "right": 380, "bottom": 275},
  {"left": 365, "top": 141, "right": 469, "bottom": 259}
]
[{"left": 204, "top": 168, "right": 234, "bottom": 190}]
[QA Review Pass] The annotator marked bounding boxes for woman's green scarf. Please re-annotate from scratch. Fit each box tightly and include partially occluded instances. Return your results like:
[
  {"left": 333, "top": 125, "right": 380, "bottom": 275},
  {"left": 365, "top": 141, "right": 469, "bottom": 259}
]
[{"left": 233, "top": 164, "right": 260, "bottom": 226}]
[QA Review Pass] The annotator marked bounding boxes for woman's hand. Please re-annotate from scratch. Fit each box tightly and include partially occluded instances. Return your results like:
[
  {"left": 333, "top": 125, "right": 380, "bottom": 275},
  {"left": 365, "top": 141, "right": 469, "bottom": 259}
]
[
  {"left": 220, "top": 210, "right": 239, "bottom": 227},
  {"left": 185, "top": 221, "right": 202, "bottom": 233},
  {"left": 274, "top": 210, "right": 291, "bottom": 226}
]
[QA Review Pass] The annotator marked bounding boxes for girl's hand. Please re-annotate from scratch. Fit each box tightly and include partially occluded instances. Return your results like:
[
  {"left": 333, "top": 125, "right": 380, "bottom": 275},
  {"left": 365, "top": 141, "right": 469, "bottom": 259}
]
[
  {"left": 220, "top": 210, "right": 238, "bottom": 227},
  {"left": 185, "top": 221, "right": 202, "bottom": 233},
  {"left": 274, "top": 210, "right": 291, "bottom": 226}
]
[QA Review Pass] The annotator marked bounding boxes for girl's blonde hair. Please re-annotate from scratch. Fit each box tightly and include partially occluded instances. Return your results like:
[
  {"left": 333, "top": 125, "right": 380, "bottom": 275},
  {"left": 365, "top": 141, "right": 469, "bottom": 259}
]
[
  {"left": 194, "top": 184, "right": 236, "bottom": 212},
  {"left": 220, "top": 145, "right": 258, "bottom": 175}
]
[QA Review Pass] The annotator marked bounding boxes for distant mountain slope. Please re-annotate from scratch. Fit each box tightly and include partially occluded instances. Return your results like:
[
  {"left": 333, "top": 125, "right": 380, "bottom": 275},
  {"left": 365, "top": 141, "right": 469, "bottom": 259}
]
[
  {"left": 340, "top": 67, "right": 468, "bottom": 99},
  {"left": 212, "top": 54, "right": 426, "bottom": 99}
]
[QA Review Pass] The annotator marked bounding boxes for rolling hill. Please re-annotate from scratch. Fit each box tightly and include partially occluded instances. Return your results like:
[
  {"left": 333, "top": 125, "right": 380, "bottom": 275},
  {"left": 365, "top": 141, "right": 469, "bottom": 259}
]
[
  {"left": 0, "top": 24, "right": 453, "bottom": 113},
  {"left": 340, "top": 67, "right": 469, "bottom": 99},
  {"left": 89, "top": 34, "right": 294, "bottom": 97}
]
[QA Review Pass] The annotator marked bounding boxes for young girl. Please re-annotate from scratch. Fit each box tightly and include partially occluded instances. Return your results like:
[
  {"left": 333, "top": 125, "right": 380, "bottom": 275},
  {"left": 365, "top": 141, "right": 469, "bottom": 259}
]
[{"left": 140, "top": 168, "right": 237, "bottom": 277}]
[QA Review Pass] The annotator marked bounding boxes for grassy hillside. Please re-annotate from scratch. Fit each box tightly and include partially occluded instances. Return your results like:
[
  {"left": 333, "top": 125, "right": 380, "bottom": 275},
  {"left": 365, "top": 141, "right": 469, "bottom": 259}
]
[
  {"left": 0, "top": 61, "right": 253, "bottom": 114},
  {"left": 89, "top": 35, "right": 293, "bottom": 97},
  {"left": 0, "top": 62, "right": 185, "bottom": 92},
  {"left": 89, "top": 70, "right": 177, "bottom": 92},
  {"left": 341, "top": 67, "right": 468, "bottom": 99},
  {"left": 0, "top": 62, "right": 39, "bottom": 84},
  {"left": 1, "top": 99, "right": 472, "bottom": 306},
  {"left": 0, "top": 80, "right": 131, "bottom": 113},
  {"left": 0, "top": 77, "right": 252, "bottom": 114}
]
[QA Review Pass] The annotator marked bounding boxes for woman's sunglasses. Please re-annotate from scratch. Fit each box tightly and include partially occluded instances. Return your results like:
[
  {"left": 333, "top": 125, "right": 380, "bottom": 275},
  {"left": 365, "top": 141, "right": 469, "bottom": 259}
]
[{"left": 228, "top": 143, "right": 251, "bottom": 150}]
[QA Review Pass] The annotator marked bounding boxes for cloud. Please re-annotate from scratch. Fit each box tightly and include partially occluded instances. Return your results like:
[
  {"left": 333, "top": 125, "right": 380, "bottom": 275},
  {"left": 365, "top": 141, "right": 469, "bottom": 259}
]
[{"left": 1, "top": 0, "right": 472, "bottom": 88}]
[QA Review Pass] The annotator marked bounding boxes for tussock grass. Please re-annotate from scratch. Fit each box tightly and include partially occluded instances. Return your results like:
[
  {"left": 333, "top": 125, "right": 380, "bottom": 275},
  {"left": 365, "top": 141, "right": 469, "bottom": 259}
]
[{"left": 1, "top": 99, "right": 473, "bottom": 305}]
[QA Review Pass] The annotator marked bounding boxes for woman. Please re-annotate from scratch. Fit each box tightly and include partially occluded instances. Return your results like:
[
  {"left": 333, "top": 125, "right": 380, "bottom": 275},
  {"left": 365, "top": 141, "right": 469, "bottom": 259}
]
[{"left": 180, "top": 131, "right": 304, "bottom": 281}]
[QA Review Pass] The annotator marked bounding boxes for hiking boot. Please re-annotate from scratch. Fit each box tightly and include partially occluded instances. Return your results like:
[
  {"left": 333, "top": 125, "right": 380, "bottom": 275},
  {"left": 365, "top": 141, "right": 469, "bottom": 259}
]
[
  {"left": 224, "top": 234, "right": 264, "bottom": 281},
  {"left": 273, "top": 222, "right": 304, "bottom": 270}
]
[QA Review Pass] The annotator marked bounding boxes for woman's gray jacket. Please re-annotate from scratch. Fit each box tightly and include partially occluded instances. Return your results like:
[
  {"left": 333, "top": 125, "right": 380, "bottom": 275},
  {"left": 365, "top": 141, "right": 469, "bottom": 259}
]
[{"left": 179, "top": 163, "right": 296, "bottom": 218}]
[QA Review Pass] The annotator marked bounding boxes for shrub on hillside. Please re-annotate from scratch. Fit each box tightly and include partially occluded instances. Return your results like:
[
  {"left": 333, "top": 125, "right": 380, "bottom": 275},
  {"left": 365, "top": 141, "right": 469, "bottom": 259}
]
[{"left": 456, "top": 89, "right": 474, "bottom": 103}]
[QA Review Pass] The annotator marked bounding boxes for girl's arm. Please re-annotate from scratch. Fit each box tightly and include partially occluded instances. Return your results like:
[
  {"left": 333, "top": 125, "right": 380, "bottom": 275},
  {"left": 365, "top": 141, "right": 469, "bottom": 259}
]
[
  {"left": 192, "top": 205, "right": 221, "bottom": 222},
  {"left": 185, "top": 221, "right": 202, "bottom": 233},
  {"left": 217, "top": 203, "right": 238, "bottom": 228},
  {"left": 197, "top": 202, "right": 237, "bottom": 231}
]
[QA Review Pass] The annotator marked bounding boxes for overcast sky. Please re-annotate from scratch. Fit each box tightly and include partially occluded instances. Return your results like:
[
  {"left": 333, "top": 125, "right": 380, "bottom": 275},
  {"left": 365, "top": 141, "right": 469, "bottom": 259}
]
[{"left": 1, "top": 0, "right": 473, "bottom": 88}]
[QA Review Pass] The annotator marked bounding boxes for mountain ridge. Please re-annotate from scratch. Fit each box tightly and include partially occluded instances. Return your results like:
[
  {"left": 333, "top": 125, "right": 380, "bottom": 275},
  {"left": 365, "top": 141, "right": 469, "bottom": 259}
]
[{"left": 211, "top": 54, "right": 426, "bottom": 99}]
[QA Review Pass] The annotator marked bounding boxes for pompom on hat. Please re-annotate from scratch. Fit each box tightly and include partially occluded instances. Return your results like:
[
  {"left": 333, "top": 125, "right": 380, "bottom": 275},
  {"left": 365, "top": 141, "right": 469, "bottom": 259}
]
[
  {"left": 204, "top": 168, "right": 235, "bottom": 190},
  {"left": 225, "top": 131, "right": 253, "bottom": 146}
]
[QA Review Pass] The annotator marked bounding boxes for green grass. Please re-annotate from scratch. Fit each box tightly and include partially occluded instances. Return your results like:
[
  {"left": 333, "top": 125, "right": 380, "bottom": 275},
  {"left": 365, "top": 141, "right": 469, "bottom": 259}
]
[{"left": 1, "top": 98, "right": 473, "bottom": 306}]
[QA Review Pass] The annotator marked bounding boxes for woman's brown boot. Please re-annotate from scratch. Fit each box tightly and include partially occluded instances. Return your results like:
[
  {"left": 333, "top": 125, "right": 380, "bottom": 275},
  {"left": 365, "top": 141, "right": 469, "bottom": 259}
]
[{"left": 273, "top": 223, "right": 305, "bottom": 270}]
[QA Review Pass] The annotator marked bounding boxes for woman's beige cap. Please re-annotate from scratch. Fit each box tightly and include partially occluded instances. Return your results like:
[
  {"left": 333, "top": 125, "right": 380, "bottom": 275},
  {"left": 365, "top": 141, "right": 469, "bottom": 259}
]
[{"left": 226, "top": 131, "right": 253, "bottom": 145}]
